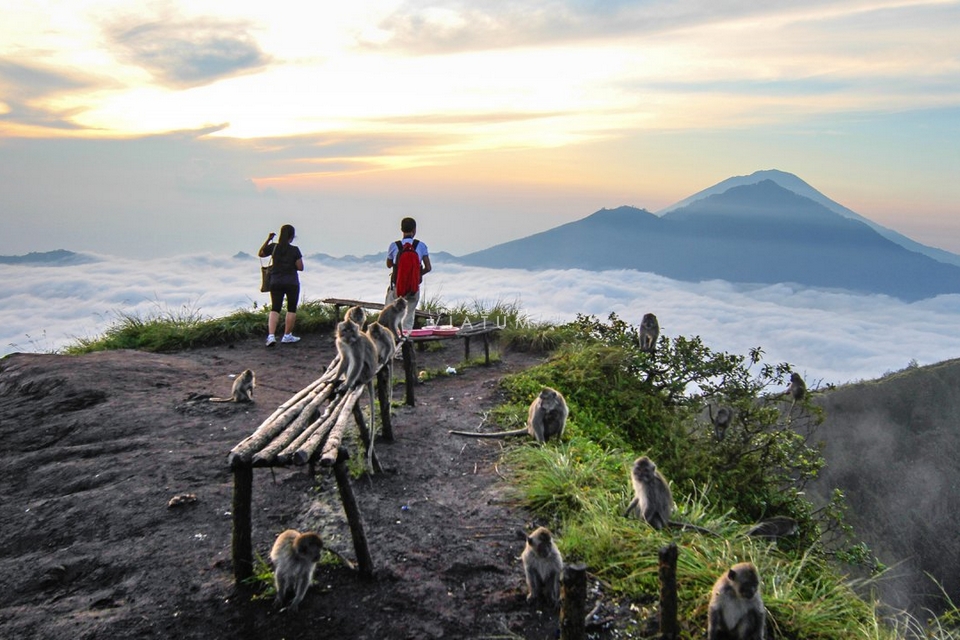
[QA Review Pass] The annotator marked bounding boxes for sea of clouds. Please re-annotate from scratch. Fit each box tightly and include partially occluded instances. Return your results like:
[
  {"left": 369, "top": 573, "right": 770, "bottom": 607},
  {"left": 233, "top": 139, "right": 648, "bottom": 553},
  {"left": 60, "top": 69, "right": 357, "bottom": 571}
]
[{"left": 4, "top": 252, "right": 960, "bottom": 386}]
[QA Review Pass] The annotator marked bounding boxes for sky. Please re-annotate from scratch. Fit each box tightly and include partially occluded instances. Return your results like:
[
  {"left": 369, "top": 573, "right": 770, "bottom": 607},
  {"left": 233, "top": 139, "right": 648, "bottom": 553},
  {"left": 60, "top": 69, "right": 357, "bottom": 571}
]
[
  {"left": 4, "top": 255, "right": 960, "bottom": 386},
  {"left": 1, "top": 1, "right": 959, "bottom": 259}
]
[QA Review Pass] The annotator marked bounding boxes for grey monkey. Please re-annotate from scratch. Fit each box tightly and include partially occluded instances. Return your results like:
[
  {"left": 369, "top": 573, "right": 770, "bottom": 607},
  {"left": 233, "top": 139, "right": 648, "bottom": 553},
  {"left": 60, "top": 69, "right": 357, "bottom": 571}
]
[
  {"left": 638, "top": 313, "right": 659, "bottom": 353},
  {"left": 344, "top": 305, "right": 367, "bottom": 327},
  {"left": 449, "top": 387, "right": 568, "bottom": 443},
  {"left": 270, "top": 529, "right": 324, "bottom": 612},
  {"left": 376, "top": 297, "right": 408, "bottom": 340},
  {"left": 707, "top": 562, "right": 766, "bottom": 640},
  {"left": 785, "top": 373, "right": 806, "bottom": 403},
  {"left": 334, "top": 320, "right": 378, "bottom": 390},
  {"left": 709, "top": 404, "right": 733, "bottom": 441},
  {"left": 521, "top": 526, "right": 563, "bottom": 610},
  {"left": 745, "top": 516, "right": 798, "bottom": 541},
  {"left": 365, "top": 322, "right": 397, "bottom": 368},
  {"left": 209, "top": 369, "right": 255, "bottom": 403},
  {"left": 623, "top": 455, "right": 672, "bottom": 529}
]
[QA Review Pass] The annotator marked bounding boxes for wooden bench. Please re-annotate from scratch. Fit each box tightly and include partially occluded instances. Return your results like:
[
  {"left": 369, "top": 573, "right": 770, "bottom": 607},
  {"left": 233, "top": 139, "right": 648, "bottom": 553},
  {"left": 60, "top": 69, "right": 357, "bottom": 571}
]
[
  {"left": 227, "top": 362, "right": 395, "bottom": 584},
  {"left": 321, "top": 297, "right": 439, "bottom": 326}
]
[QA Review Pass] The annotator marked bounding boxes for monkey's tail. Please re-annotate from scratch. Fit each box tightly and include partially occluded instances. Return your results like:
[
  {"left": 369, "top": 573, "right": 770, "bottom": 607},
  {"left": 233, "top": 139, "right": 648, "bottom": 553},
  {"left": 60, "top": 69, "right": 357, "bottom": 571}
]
[
  {"left": 208, "top": 397, "right": 235, "bottom": 403},
  {"left": 448, "top": 428, "right": 528, "bottom": 438}
]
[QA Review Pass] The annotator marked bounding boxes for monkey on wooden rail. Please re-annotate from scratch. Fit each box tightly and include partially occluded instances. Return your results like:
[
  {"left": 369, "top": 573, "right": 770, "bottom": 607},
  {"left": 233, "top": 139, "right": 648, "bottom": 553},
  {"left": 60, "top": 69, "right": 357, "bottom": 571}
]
[
  {"left": 270, "top": 529, "right": 324, "bottom": 612},
  {"left": 376, "top": 297, "right": 408, "bottom": 341},
  {"left": 449, "top": 387, "right": 568, "bottom": 443},
  {"left": 208, "top": 369, "right": 255, "bottom": 403}
]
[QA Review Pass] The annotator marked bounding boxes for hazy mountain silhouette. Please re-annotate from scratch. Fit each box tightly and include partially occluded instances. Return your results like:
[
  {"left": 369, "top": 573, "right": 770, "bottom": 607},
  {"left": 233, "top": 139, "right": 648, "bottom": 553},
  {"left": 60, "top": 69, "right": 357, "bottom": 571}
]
[
  {"left": 0, "top": 249, "right": 95, "bottom": 265},
  {"left": 457, "top": 179, "right": 960, "bottom": 301},
  {"left": 658, "top": 169, "right": 960, "bottom": 267}
]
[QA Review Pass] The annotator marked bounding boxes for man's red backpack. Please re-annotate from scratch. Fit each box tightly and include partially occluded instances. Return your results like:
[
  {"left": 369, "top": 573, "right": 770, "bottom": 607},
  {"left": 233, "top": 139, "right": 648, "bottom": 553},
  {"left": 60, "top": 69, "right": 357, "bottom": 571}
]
[{"left": 392, "top": 239, "right": 422, "bottom": 297}]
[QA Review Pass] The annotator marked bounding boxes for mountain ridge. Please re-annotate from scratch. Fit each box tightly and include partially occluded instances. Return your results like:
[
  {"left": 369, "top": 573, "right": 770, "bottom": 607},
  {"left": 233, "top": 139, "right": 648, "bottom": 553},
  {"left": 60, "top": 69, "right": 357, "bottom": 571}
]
[{"left": 456, "top": 178, "right": 960, "bottom": 301}]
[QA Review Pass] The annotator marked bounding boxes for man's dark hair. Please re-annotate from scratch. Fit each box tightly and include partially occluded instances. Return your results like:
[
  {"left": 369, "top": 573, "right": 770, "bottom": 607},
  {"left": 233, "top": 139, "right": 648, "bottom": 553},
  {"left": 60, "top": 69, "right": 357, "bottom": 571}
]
[{"left": 400, "top": 217, "right": 417, "bottom": 234}]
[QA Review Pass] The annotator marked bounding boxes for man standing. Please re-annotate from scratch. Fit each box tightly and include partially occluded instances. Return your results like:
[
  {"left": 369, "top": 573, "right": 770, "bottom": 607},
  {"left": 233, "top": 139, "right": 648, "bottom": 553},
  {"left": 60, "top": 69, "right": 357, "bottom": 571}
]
[{"left": 385, "top": 217, "right": 432, "bottom": 332}]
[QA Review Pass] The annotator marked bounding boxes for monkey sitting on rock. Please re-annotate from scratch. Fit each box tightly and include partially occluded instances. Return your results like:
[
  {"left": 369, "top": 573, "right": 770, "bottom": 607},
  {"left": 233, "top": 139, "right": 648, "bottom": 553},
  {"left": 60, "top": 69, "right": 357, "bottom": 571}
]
[
  {"left": 521, "top": 526, "right": 563, "bottom": 610},
  {"left": 707, "top": 561, "right": 766, "bottom": 640},
  {"left": 270, "top": 529, "right": 324, "bottom": 612},
  {"left": 449, "top": 387, "right": 568, "bottom": 443}
]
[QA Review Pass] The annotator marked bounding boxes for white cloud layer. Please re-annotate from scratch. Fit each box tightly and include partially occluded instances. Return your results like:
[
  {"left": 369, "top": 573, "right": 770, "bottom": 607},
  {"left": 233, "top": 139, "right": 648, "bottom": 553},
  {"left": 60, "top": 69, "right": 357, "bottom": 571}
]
[{"left": 3, "top": 254, "right": 959, "bottom": 386}]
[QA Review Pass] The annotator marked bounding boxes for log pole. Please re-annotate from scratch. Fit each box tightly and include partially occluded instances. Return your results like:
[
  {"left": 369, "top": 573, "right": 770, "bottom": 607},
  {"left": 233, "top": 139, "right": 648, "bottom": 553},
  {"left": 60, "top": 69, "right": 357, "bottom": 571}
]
[
  {"left": 333, "top": 447, "right": 374, "bottom": 580},
  {"left": 231, "top": 463, "right": 254, "bottom": 583},
  {"left": 658, "top": 542, "right": 679, "bottom": 640},
  {"left": 560, "top": 563, "right": 588, "bottom": 640},
  {"left": 402, "top": 340, "right": 416, "bottom": 406},
  {"left": 377, "top": 366, "right": 393, "bottom": 441}
]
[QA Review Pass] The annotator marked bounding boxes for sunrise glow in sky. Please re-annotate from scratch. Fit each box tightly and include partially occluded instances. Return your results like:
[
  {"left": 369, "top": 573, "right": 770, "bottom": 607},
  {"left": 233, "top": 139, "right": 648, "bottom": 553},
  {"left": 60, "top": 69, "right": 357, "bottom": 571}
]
[{"left": 1, "top": 1, "right": 958, "bottom": 258}]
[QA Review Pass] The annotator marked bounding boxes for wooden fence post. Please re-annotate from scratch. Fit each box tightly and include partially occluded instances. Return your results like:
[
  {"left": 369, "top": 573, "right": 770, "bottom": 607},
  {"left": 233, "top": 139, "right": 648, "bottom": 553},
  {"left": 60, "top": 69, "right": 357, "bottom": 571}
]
[
  {"left": 231, "top": 462, "right": 253, "bottom": 583},
  {"left": 658, "top": 542, "right": 679, "bottom": 640},
  {"left": 560, "top": 563, "right": 587, "bottom": 640},
  {"left": 377, "top": 366, "right": 394, "bottom": 441},
  {"left": 333, "top": 447, "right": 374, "bottom": 580},
  {"left": 402, "top": 340, "right": 416, "bottom": 406}
]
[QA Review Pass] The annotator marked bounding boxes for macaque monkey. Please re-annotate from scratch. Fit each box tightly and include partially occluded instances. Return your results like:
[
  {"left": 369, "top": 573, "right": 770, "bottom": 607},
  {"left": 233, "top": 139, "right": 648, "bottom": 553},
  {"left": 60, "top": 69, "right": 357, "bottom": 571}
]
[
  {"left": 334, "top": 320, "right": 378, "bottom": 390},
  {"left": 707, "top": 562, "right": 766, "bottom": 640},
  {"left": 270, "top": 529, "right": 324, "bottom": 612},
  {"left": 745, "top": 516, "right": 798, "bottom": 541},
  {"left": 366, "top": 322, "right": 397, "bottom": 368},
  {"left": 377, "top": 297, "right": 409, "bottom": 340},
  {"left": 345, "top": 305, "right": 367, "bottom": 327},
  {"left": 785, "top": 373, "right": 806, "bottom": 403},
  {"left": 209, "top": 369, "right": 255, "bottom": 403},
  {"left": 449, "top": 387, "right": 568, "bottom": 443},
  {"left": 709, "top": 404, "right": 733, "bottom": 441},
  {"left": 638, "top": 313, "right": 660, "bottom": 354},
  {"left": 521, "top": 526, "right": 563, "bottom": 610},
  {"left": 624, "top": 456, "right": 673, "bottom": 529}
]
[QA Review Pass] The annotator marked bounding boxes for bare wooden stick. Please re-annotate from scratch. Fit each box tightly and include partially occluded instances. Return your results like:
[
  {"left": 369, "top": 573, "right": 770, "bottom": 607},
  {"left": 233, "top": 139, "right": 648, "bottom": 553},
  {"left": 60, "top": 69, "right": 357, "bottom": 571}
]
[
  {"left": 250, "top": 382, "right": 336, "bottom": 465},
  {"left": 231, "top": 463, "right": 253, "bottom": 583},
  {"left": 658, "top": 543, "right": 679, "bottom": 640},
  {"left": 561, "top": 563, "right": 588, "bottom": 640},
  {"left": 333, "top": 447, "right": 374, "bottom": 580},
  {"left": 290, "top": 384, "right": 351, "bottom": 465},
  {"left": 318, "top": 385, "right": 368, "bottom": 465}
]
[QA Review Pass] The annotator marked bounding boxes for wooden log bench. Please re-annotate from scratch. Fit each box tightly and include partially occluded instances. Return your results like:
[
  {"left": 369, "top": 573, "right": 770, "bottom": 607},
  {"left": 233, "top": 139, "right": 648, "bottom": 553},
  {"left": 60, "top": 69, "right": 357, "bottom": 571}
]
[
  {"left": 321, "top": 297, "right": 439, "bottom": 326},
  {"left": 227, "top": 361, "right": 394, "bottom": 584}
]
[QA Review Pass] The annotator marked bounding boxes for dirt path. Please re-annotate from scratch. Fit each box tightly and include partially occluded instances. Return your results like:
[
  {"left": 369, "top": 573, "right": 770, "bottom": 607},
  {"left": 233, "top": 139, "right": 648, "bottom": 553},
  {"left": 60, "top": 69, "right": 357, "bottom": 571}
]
[{"left": 0, "top": 331, "right": 586, "bottom": 639}]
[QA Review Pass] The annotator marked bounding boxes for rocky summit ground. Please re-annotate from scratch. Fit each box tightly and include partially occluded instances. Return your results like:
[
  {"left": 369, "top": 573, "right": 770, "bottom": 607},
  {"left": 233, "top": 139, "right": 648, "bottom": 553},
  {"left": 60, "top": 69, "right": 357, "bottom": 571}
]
[{"left": 0, "top": 331, "right": 637, "bottom": 639}]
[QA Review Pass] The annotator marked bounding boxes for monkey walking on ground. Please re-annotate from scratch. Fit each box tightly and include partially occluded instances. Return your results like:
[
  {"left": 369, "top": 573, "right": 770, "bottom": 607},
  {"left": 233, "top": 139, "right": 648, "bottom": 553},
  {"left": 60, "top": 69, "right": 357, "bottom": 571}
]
[
  {"left": 624, "top": 456, "right": 719, "bottom": 535},
  {"left": 521, "top": 526, "right": 563, "bottom": 610},
  {"left": 449, "top": 387, "right": 568, "bottom": 443},
  {"left": 707, "top": 562, "right": 766, "bottom": 640},
  {"left": 638, "top": 313, "right": 660, "bottom": 354},
  {"left": 270, "top": 529, "right": 324, "bottom": 612},
  {"left": 208, "top": 369, "right": 255, "bottom": 403}
]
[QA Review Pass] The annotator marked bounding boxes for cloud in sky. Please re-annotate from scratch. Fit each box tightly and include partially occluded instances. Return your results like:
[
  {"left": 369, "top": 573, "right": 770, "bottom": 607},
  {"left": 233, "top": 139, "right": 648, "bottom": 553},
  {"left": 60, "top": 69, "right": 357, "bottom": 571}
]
[
  {"left": 0, "top": 1, "right": 957, "bottom": 259},
  {"left": 3, "top": 254, "right": 959, "bottom": 388}
]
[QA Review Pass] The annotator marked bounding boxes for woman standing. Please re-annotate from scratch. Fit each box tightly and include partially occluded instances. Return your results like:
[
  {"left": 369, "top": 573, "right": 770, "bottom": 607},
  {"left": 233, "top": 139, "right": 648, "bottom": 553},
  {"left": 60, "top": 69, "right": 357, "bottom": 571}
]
[{"left": 258, "top": 224, "right": 304, "bottom": 346}]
